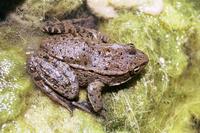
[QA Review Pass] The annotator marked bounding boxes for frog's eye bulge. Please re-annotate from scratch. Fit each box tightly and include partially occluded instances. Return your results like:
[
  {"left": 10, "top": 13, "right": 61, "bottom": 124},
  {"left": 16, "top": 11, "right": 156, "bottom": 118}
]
[{"left": 127, "top": 43, "right": 135, "bottom": 48}]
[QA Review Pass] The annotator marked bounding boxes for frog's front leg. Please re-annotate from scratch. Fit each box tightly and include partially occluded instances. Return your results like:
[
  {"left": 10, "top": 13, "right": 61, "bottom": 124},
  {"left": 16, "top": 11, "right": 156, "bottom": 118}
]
[
  {"left": 87, "top": 81, "right": 105, "bottom": 112},
  {"left": 72, "top": 81, "right": 106, "bottom": 116}
]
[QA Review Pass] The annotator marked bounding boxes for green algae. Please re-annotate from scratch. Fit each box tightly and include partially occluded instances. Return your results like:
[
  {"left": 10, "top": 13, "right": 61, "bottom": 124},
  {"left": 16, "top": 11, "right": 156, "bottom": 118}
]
[
  {"left": 0, "top": 24, "right": 34, "bottom": 125},
  {"left": 167, "top": 22, "right": 200, "bottom": 133},
  {"left": 1, "top": 90, "right": 104, "bottom": 133},
  {"left": 99, "top": 0, "right": 200, "bottom": 132},
  {"left": 0, "top": 49, "right": 32, "bottom": 125}
]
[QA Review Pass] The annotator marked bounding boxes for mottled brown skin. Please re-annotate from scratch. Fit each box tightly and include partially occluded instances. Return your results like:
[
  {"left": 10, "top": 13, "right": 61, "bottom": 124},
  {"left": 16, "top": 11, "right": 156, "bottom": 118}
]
[{"left": 27, "top": 18, "right": 149, "bottom": 117}]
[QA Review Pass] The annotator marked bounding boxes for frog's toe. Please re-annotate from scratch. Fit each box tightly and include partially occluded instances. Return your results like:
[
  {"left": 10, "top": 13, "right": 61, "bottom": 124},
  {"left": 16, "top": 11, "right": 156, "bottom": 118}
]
[
  {"left": 72, "top": 101, "right": 106, "bottom": 118},
  {"left": 98, "top": 108, "right": 107, "bottom": 119},
  {"left": 72, "top": 101, "right": 93, "bottom": 113},
  {"left": 46, "top": 88, "right": 75, "bottom": 115}
]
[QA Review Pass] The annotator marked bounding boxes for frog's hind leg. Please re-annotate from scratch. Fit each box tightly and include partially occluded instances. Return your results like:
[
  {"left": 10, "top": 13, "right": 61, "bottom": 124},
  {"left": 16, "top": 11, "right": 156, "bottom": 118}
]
[
  {"left": 35, "top": 78, "right": 75, "bottom": 115},
  {"left": 28, "top": 68, "right": 74, "bottom": 115},
  {"left": 72, "top": 80, "right": 106, "bottom": 117},
  {"left": 27, "top": 55, "right": 79, "bottom": 115}
]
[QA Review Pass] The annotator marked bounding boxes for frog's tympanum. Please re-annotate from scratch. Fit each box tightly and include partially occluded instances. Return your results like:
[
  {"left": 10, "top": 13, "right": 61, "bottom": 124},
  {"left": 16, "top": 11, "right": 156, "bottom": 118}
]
[{"left": 27, "top": 17, "right": 149, "bottom": 117}]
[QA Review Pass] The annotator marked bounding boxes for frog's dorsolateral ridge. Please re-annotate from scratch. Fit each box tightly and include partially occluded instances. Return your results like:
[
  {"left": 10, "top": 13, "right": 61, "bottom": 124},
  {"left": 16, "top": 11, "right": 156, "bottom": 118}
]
[{"left": 27, "top": 17, "right": 149, "bottom": 117}]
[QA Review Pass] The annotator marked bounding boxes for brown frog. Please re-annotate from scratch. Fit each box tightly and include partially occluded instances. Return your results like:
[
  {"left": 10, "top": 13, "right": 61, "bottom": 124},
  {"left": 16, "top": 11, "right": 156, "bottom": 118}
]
[{"left": 27, "top": 17, "right": 149, "bottom": 117}]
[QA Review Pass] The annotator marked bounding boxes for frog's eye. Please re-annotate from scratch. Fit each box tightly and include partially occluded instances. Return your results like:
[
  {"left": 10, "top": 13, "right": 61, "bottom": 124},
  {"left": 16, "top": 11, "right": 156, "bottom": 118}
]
[
  {"left": 134, "top": 66, "right": 140, "bottom": 74},
  {"left": 127, "top": 43, "right": 135, "bottom": 48}
]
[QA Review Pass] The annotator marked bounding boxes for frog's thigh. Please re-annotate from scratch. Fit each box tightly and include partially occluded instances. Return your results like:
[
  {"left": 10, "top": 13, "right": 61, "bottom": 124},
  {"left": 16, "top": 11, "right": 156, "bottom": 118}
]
[
  {"left": 47, "top": 59, "right": 79, "bottom": 100},
  {"left": 36, "top": 52, "right": 79, "bottom": 100},
  {"left": 87, "top": 81, "right": 105, "bottom": 112},
  {"left": 28, "top": 56, "right": 75, "bottom": 113}
]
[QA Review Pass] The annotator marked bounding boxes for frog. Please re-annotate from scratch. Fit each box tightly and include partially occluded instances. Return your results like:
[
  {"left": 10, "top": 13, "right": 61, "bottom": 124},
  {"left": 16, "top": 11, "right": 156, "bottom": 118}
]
[{"left": 27, "top": 17, "right": 149, "bottom": 117}]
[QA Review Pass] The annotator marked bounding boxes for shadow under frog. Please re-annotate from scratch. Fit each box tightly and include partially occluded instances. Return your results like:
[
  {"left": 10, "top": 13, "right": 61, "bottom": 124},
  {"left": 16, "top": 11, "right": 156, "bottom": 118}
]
[{"left": 27, "top": 17, "right": 149, "bottom": 117}]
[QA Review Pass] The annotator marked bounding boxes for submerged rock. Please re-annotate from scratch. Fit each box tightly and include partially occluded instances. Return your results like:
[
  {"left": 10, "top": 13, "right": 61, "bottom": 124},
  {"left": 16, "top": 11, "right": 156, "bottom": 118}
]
[
  {"left": 87, "top": 0, "right": 118, "bottom": 19},
  {"left": 87, "top": 0, "right": 164, "bottom": 19}
]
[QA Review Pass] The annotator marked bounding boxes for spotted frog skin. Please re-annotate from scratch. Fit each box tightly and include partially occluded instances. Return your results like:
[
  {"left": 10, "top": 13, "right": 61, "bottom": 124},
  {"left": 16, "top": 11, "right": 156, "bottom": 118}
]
[{"left": 27, "top": 17, "right": 149, "bottom": 116}]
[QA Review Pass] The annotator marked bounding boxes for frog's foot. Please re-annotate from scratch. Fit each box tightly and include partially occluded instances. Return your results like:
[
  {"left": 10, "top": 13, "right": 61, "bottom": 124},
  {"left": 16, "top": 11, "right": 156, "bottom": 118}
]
[
  {"left": 42, "top": 16, "right": 97, "bottom": 34},
  {"left": 43, "top": 84, "right": 75, "bottom": 116},
  {"left": 72, "top": 101, "right": 93, "bottom": 113},
  {"left": 42, "top": 19, "right": 76, "bottom": 34},
  {"left": 72, "top": 101, "right": 106, "bottom": 118},
  {"left": 33, "top": 78, "right": 75, "bottom": 115}
]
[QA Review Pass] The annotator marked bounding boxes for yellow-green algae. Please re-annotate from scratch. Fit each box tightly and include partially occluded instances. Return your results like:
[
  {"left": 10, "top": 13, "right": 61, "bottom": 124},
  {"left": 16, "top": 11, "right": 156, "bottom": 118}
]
[
  {"left": 100, "top": 0, "right": 200, "bottom": 132},
  {"left": 167, "top": 22, "right": 200, "bottom": 133},
  {"left": 0, "top": 48, "right": 32, "bottom": 125},
  {"left": 1, "top": 90, "right": 104, "bottom": 133},
  {"left": 0, "top": 25, "right": 34, "bottom": 124},
  {"left": 0, "top": 0, "right": 200, "bottom": 132}
]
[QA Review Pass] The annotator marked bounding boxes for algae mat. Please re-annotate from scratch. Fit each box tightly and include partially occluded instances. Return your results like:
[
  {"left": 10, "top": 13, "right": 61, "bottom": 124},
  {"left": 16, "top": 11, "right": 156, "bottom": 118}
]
[{"left": 0, "top": 0, "right": 200, "bottom": 133}]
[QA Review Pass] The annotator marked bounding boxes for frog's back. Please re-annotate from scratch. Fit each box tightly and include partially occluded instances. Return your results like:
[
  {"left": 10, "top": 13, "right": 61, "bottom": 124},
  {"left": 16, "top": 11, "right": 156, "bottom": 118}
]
[{"left": 41, "top": 35, "right": 148, "bottom": 77}]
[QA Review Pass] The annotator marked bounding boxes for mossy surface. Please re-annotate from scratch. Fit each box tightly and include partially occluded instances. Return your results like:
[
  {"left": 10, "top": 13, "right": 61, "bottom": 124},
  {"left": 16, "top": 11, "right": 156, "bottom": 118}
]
[
  {"left": 99, "top": 0, "right": 200, "bottom": 132},
  {"left": 1, "top": 90, "right": 104, "bottom": 133},
  {"left": 0, "top": 0, "right": 200, "bottom": 133},
  {"left": 0, "top": 48, "right": 32, "bottom": 125}
]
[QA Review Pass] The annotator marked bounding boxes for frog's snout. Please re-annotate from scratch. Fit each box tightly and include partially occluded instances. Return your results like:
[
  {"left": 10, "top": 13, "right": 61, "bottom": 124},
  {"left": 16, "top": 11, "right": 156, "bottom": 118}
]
[{"left": 132, "top": 50, "right": 149, "bottom": 74}]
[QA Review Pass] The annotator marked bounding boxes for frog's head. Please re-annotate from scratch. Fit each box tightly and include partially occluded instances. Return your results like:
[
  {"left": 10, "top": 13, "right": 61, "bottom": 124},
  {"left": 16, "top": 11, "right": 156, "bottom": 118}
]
[{"left": 129, "top": 47, "right": 149, "bottom": 75}]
